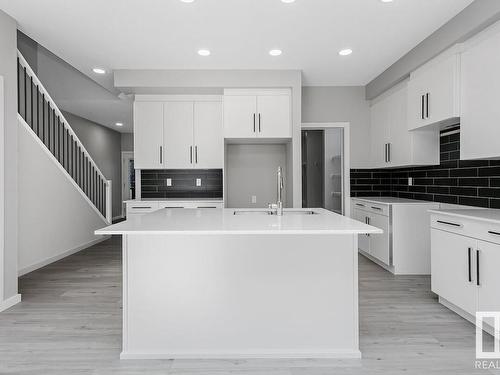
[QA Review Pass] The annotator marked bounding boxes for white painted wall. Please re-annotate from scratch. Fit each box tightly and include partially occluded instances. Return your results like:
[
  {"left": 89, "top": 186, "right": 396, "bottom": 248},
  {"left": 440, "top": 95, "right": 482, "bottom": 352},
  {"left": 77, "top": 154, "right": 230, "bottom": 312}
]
[
  {"left": 17, "top": 121, "right": 108, "bottom": 276},
  {"left": 302, "top": 87, "right": 370, "bottom": 169}
]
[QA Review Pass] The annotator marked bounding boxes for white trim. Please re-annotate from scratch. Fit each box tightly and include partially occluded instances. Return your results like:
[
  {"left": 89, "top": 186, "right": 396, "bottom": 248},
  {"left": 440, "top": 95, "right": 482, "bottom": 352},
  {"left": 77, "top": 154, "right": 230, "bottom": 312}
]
[
  {"left": 121, "top": 151, "right": 134, "bottom": 217},
  {"left": 0, "top": 76, "right": 4, "bottom": 303},
  {"left": 135, "top": 95, "right": 222, "bottom": 102},
  {"left": 120, "top": 349, "right": 362, "bottom": 360},
  {"left": 18, "top": 236, "right": 110, "bottom": 277},
  {"left": 18, "top": 115, "right": 110, "bottom": 224},
  {"left": 301, "top": 122, "right": 351, "bottom": 217},
  {"left": 17, "top": 51, "right": 107, "bottom": 182},
  {"left": 224, "top": 88, "right": 291, "bottom": 96},
  {"left": 0, "top": 294, "right": 21, "bottom": 313}
]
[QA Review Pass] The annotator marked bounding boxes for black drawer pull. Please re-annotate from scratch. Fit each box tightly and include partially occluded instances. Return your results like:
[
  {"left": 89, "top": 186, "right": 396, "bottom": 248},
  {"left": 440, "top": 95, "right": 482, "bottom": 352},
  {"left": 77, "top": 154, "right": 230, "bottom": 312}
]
[
  {"left": 198, "top": 206, "right": 216, "bottom": 209},
  {"left": 437, "top": 220, "right": 461, "bottom": 227},
  {"left": 131, "top": 206, "right": 152, "bottom": 209},
  {"left": 164, "top": 207, "right": 184, "bottom": 209},
  {"left": 467, "top": 247, "right": 472, "bottom": 283},
  {"left": 355, "top": 203, "right": 365, "bottom": 207},
  {"left": 488, "top": 231, "right": 500, "bottom": 236},
  {"left": 476, "top": 250, "right": 480, "bottom": 286},
  {"left": 371, "top": 206, "right": 382, "bottom": 211}
]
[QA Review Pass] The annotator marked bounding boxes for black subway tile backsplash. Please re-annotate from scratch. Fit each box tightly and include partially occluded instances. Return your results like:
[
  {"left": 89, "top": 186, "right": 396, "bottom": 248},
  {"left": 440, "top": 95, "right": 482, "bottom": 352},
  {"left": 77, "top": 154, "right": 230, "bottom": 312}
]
[
  {"left": 351, "top": 127, "right": 500, "bottom": 208},
  {"left": 141, "top": 169, "right": 223, "bottom": 199}
]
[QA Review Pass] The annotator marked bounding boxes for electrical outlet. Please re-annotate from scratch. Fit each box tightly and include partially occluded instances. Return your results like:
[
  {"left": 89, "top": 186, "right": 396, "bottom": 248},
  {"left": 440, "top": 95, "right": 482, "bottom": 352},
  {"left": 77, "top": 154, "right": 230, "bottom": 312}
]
[
  {"left": 196, "top": 178, "right": 202, "bottom": 187},
  {"left": 251, "top": 195, "right": 257, "bottom": 204},
  {"left": 408, "top": 177, "right": 413, "bottom": 186},
  {"left": 166, "top": 178, "right": 172, "bottom": 187}
]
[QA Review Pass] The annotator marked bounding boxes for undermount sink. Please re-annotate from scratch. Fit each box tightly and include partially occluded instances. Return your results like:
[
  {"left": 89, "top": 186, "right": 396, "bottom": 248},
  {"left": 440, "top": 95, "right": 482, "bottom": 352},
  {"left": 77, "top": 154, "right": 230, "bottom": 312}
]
[{"left": 233, "top": 210, "right": 318, "bottom": 216}]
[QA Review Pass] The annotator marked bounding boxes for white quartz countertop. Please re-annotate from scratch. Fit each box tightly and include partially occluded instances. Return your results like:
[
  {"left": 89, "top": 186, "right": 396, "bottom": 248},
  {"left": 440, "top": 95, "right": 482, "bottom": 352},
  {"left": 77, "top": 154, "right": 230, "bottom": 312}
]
[
  {"left": 428, "top": 208, "right": 500, "bottom": 225},
  {"left": 96, "top": 208, "right": 382, "bottom": 235},
  {"left": 124, "top": 198, "right": 223, "bottom": 203},
  {"left": 352, "top": 196, "right": 436, "bottom": 205}
]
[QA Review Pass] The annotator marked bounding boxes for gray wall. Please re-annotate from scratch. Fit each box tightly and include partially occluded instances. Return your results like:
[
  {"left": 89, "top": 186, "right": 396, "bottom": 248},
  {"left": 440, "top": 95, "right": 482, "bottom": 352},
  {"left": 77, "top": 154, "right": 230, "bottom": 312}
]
[
  {"left": 366, "top": 0, "right": 500, "bottom": 99},
  {"left": 121, "top": 133, "right": 134, "bottom": 152},
  {"left": 17, "top": 31, "right": 37, "bottom": 74},
  {"left": 301, "top": 86, "right": 370, "bottom": 169},
  {"left": 0, "top": 10, "right": 18, "bottom": 300},
  {"left": 226, "top": 144, "right": 287, "bottom": 209},
  {"left": 62, "top": 111, "right": 122, "bottom": 218}
]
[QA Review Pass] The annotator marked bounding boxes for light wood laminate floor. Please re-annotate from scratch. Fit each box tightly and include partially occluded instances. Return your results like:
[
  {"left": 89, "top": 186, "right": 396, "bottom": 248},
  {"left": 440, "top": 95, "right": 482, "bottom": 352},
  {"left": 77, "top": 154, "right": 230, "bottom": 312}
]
[{"left": 0, "top": 236, "right": 497, "bottom": 374}]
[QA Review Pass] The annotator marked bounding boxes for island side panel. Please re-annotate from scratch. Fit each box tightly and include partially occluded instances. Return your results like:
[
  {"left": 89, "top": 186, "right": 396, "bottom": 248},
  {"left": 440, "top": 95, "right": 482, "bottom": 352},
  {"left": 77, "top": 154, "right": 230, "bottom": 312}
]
[{"left": 122, "top": 233, "right": 359, "bottom": 359}]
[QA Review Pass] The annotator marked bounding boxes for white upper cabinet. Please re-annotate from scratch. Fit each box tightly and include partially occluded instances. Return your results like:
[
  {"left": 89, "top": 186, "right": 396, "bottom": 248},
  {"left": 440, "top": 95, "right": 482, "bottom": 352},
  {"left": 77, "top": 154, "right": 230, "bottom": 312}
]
[
  {"left": 164, "top": 101, "right": 194, "bottom": 169},
  {"left": 461, "top": 24, "right": 500, "bottom": 160},
  {"left": 223, "top": 89, "right": 291, "bottom": 139},
  {"left": 134, "top": 101, "right": 164, "bottom": 169},
  {"left": 407, "top": 51, "right": 460, "bottom": 131},
  {"left": 370, "top": 83, "right": 439, "bottom": 168},
  {"left": 134, "top": 96, "right": 223, "bottom": 170},
  {"left": 193, "top": 101, "right": 224, "bottom": 169}
]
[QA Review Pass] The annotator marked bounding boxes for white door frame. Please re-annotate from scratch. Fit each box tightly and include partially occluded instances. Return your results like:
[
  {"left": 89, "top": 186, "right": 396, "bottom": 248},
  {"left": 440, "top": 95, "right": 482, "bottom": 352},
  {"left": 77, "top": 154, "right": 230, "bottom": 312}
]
[
  {"left": 0, "top": 77, "right": 4, "bottom": 303},
  {"left": 121, "top": 151, "right": 134, "bottom": 217},
  {"left": 301, "top": 122, "right": 351, "bottom": 217}
]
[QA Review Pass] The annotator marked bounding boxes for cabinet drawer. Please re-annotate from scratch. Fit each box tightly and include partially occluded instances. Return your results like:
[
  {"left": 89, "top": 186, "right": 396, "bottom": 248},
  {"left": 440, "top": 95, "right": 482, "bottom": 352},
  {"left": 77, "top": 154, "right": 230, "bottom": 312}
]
[
  {"left": 431, "top": 213, "right": 500, "bottom": 245},
  {"left": 126, "top": 202, "right": 159, "bottom": 216},
  {"left": 158, "top": 201, "right": 223, "bottom": 209},
  {"left": 352, "top": 200, "right": 389, "bottom": 217}
]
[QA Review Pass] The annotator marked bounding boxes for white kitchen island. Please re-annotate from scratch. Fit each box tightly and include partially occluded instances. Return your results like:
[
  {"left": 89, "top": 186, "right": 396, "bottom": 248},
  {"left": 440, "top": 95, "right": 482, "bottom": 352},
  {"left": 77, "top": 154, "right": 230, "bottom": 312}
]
[{"left": 96, "top": 208, "right": 380, "bottom": 360}]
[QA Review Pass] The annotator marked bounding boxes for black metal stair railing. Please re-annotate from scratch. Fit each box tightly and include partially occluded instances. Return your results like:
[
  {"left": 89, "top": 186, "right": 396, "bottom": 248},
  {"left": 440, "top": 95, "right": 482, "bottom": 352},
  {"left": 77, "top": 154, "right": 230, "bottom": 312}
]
[{"left": 17, "top": 52, "right": 111, "bottom": 222}]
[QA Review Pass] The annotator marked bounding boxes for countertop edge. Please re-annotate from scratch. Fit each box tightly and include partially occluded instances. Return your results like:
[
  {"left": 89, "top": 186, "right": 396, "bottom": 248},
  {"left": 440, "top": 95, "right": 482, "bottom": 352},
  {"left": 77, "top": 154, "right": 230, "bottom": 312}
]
[
  {"left": 95, "top": 229, "right": 383, "bottom": 236},
  {"left": 428, "top": 209, "right": 500, "bottom": 225}
]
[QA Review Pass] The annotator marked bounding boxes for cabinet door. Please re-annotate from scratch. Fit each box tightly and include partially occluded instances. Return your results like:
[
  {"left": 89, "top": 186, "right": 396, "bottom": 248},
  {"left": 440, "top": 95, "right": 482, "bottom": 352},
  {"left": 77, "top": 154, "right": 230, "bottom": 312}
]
[
  {"left": 431, "top": 229, "right": 477, "bottom": 315},
  {"left": 353, "top": 208, "right": 370, "bottom": 254},
  {"left": 407, "top": 54, "right": 459, "bottom": 130},
  {"left": 368, "top": 213, "right": 390, "bottom": 265},
  {"left": 476, "top": 240, "right": 500, "bottom": 313},
  {"left": 387, "top": 85, "right": 412, "bottom": 167},
  {"left": 193, "top": 101, "right": 223, "bottom": 169},
  {"left": 223, "top": 95, "right": 257, "bottom": 138},
  {"left": 370, "top": 98, "right": 389, "bottom": 168},
  {"left": 461, "top": 29, "right": 500, "bottom": 160},
  {"left": 257, "top": 95, "right": 291, "bottom": 138},
  {"left": 134, "top": 102, "right": 164, "bottom": 169},
  {"left": 164, "top": 102, "right": 194, "bottom": 169}
]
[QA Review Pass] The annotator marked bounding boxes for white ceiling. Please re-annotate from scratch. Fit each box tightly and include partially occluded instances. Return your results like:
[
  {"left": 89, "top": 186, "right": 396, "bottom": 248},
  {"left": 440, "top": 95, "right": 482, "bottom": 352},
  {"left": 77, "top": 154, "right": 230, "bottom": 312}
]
[{"left": 1, "top": 0, "right": 473, "bottom": 132}]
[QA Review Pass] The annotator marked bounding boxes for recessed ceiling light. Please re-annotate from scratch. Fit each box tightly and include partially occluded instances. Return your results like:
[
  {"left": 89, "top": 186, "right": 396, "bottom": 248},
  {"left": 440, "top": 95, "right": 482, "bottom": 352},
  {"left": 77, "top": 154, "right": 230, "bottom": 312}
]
[
  {"left": 115, "top": 122, "right": 123, "bottom": 127},
  {"left": 380, "top": 0, "right": 393, "bottom": 2},
  {"left": 92, "top": 67, "right": 106, "bottom": 74},
  {"left": 269, "top": 49, "right": 282, "bottom": 56},
  {"left": 198, "top": 49, "right": 211, "bottom": 56},
  {"left": 281, "top": 0, "right": 296, "bottom": 3},
  {"left": 338, "top": 48, "right": 353, "bottom": 56},
  {"left": 180, "top": 0, "right": 195, "bottom": 2}
]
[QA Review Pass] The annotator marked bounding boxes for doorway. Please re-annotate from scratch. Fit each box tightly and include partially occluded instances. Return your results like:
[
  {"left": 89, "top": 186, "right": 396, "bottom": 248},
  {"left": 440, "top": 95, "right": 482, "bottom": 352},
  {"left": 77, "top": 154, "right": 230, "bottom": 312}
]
[
  {"left": 301, "top": 123, "right": 348, "bottom": 215},
  {"left": 121, "top": 152, "right": 135, "bottom": 217}
]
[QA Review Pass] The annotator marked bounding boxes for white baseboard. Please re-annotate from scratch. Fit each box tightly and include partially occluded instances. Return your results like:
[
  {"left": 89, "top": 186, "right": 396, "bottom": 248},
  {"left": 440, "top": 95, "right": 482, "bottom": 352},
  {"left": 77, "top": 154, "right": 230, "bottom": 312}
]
[
  {"left": 18, "top": 236, "right": 111, "bottom": 277},
  {"left": 0, "top": 294, "right": 21, "bottom": 313},
  {"left": 120, "top": 349, "right": 362, "bottom": 360}
]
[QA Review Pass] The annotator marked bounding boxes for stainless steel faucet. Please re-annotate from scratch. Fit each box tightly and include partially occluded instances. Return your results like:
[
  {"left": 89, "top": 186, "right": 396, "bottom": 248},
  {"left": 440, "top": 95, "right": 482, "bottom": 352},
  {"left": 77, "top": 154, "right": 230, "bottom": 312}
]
[{"left": 269, "top": 166, "right": 284, "bottom": 216}]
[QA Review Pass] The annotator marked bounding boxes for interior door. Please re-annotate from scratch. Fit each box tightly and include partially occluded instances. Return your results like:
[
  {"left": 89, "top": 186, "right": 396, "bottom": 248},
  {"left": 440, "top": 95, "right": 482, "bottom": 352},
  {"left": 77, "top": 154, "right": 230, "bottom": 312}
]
[
  {"left": 368, "top": 213, "right": 390, "bottom": 265},
  {"left": 257, "top": 95, "right": 291, "bottom": 138},
  {"left": 223, "top": 95, "right": 257, "bottom": 138},
  {"left": 133, "top": 102, "right": 164, "bottom": 169},
  {"left": 164, "top": 101, "right": 194, "bottom": 169},
  {"left": 476, "top": 240, "right": 500, "bottom": 313},
  {"left": 431, "top": 229, "right": 477, "bottom": 315},
  {"left": 193, "top": 101, "right": 223, "bottom": 169}
]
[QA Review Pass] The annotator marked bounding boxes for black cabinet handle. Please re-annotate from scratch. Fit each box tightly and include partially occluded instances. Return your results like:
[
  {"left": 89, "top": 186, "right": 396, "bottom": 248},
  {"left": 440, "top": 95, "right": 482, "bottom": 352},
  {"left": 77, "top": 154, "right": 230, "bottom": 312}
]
[
  {"left": 195, "top": 146, "right": 198, "bottom": 163},
  {"left": 468, "top": 247, "right": 472, "bottom": 283},
  {"left": 387, "top": 143, "right": 391, "bottom": 162},
  {"left": 355, "top": 203, "right": 365, "bottom": 207},
  {"left": 476, "top": 250, "right": 480, "bottom": 286},
  {"left": 488, "top": 230, "right": 500, "bottom": 236},
  {"left": 253, "top": 113, "right": 256, "bottom": 132},
  {"left": 384, "top": 143, "right": 388, "bottom": 163},
  {"left": 437, "top": 220, "right": 461, "bottom": 227},
  {"left": 258, "top": 113, "right": 261, "bottom": 132},
  {"left": 371, "top": 206, "right": 382, "bottom": 211},
  {"left": 190, "top": 146, "right": 193, "bottom": 164},
  {"left": 159, "top": 146, "right": 163, "bottom": 164},
  {"left": 421, "top": 95, "right": 425, "bottom": 120},
  {"left": 132, "top": 206, "right": 152, "bottom": 209},
  {"left": 426, "top": 93, "right": 429, "bottom": 119}
]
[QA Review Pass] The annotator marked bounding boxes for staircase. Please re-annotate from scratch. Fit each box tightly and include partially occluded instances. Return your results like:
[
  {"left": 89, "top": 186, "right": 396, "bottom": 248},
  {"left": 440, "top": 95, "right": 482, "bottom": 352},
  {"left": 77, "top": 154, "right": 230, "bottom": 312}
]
[{"left": 16, "top": 52, "right": 112, "bottom": 223}]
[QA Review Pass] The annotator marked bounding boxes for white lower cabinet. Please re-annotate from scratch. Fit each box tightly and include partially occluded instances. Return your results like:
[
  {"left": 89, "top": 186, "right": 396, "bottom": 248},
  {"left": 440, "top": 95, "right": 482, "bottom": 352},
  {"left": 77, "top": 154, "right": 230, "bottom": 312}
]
[
  {"left": 352, "top": 198, "right": 439, "bottom": 274},
  {"left": 431, "top": 211, "right": 500, "bottom": 324}
]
